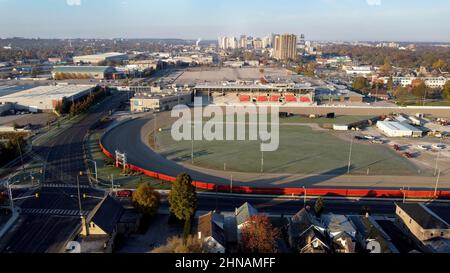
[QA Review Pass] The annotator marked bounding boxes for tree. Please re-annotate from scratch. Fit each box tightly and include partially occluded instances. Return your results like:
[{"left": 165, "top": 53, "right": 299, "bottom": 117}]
[
  {"left": 151, "top": 236, "right": 205, "bottom": 253},
  {"left": 168, "top": 173, "right": 197, "bottom": 236},
  {"left": 411, "top": 80, "right": 428, "bottom": 98},
  {"left": 132, "top": 182, "right": 161, "bottom": 217},
  {"left": 380, "top": 59, "right": 392, "bottom": 75},
  {"left": 314, "top": 197, "right": 325, "bottom": 216},
  {"left": 432, "top": 59, "right": 446, "bottom": 71},
  {"left": 386, "top": 77, "right": 394, "bottom": 92},
  {"left": 443, "top": 81, "right": 450, "bottom": 101},
  {"left": 240, "top": 215, "right": 281, "bottom": 253},
  {"left": 352, "top": 76, "right": 369, "bottom": 93}
]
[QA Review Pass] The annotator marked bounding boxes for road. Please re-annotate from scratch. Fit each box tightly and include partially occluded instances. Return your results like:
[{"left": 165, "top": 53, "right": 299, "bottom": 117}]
[
  {"left": 0, "top": 92, "right": 128, "bottom": 253},
  {"left": 101, "top": 115, "right": 450, "bottom": 190}
]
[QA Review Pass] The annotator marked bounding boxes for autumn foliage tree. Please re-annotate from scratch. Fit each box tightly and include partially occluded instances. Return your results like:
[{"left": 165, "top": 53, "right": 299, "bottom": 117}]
[
  {"left": 240, "top": 215, "right": 281, "bottom": 253},
  {"left": 132, "top": 182, "right": 161, "bottom": 217}
]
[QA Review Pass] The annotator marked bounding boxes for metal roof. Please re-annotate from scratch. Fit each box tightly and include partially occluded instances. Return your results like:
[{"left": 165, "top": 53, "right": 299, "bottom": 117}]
[{"left": 53, "top": 66, "right": 115, "bottom": 74}]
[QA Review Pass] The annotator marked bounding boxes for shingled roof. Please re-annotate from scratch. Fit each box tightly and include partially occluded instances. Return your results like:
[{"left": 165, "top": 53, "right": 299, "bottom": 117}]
[
  {"left": 87, "top": 195, "right": 124, "bottom": 234},
  {"left": 198, "top": 211, "right": 226, "bottom": 246}
]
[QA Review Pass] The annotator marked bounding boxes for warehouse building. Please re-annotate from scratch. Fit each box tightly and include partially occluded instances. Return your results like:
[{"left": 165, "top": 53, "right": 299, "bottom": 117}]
[
  {"left": 376, "top": 120, "right": 423, "bottom": 138},
  {"left": 73, "top": 52, "right": 128, "bottom": 65},
  {"left": 52, "top": 66, "right": 118, "bottom": 80},
  {"left": 0, "top": 84, "right": 96, "bottom": 112}
]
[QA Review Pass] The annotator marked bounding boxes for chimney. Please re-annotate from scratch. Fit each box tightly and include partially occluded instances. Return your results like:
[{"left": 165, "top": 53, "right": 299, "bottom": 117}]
[{"left": 198, "top": 232, "right": 202, "bottom": 240}]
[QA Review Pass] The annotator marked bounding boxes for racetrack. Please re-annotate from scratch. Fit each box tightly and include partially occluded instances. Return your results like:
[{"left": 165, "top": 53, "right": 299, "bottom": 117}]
[{"left": 100, "top": 114, "right": 450, "bottom": 191}]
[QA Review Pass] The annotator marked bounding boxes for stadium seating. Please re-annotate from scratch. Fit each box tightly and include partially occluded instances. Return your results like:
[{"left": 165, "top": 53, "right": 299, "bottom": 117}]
[
  {"left": 270, "top": 95, "right": 280, "bottom": 102},
  {"left": 257, "top": 96, "right": 269, "bottom": 102},
  {"left": 285, "top": 95, "right": 297, "bottom": 102},
  {"left": 299, "top": 96, "right": 311, "bottom": 103},
  {"left": 239, "top": 95, "right": 251, "bottom": 102}
]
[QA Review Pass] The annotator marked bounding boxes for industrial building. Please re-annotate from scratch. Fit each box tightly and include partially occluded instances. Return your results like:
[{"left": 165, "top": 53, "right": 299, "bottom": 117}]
[
  {"left": 73, "top": 52, "right": 128, "bottom": 65},
  {"left": 52, "top": 66, "right": 118, "bottom": 80},
  {"left": 0, "top": 84, "right": 96, "bottom": 112},
  {"left": 130, "top": 90, "right": 192, "bottom": 112},
  {"left": 376, "top": 120, "right": 423, "bottom": 138}
]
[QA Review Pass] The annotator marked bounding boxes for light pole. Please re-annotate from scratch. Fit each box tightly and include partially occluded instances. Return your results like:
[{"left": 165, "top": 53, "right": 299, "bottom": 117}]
[
  {"left": 191, "top": 138, "right": 194, "bottom": 165},
  {"left": 434, "top": 169, "right": 441, "bottom": 199},
  {"left": 261, "top": 149, "right": 264, "bottom": 173},
  {"left": 230, "top": 174, "right": 233, "bottom": 194},
  {"left": 434, "top": 144, "right": 442, "bottom": 177},
  {"left": 303, "top": 186, "right": 307, "bottom": 208},
  {"left": 347, "top": 134, "right": 354, "bottom": 174},
  {"left": 86, "top": 159, "right": 97, "bottom": 182}
]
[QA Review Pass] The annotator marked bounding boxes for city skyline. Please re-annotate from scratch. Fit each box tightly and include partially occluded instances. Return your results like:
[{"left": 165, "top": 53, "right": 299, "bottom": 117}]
[{"left": 0, "top": 0, "right": 449, "bottom": 42}]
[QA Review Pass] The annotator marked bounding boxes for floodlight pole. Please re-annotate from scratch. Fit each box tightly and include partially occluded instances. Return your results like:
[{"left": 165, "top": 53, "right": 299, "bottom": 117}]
[
  {"left": 303, "top": 186, "right": 307, "bottom": 208},
  {"left": 347, "top": 134, "right": 354, "bottom": 174},
  {"left": 434, "top": 145, "right": 442, "bottom": 177},
  {"left": 230, "top": 174, "right": 233, "bottom": 194}
]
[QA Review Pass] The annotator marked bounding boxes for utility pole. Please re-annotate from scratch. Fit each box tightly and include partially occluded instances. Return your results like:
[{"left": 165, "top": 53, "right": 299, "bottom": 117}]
[
  {"left": 347, "top": 134, "right": 354, "bottom": 174},
  {"left": 6, "top": 179, "right": 14, "bottom": 210},
  {"left": 76, "top": 175, "right": 83, "bottom": 217},
  {"left": 17, "top": 141, "right": 24, "bottom": 173}
]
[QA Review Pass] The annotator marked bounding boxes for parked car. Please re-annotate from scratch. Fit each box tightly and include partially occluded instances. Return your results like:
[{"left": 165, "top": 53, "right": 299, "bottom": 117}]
[
  {"left": 393, "top": 144, "right": 402, "bottom": 151},
  {"left": 403, "top": 152, "right": 415, "bottom": 159},
  {"left": 116, "top": 190, "right": 133, "bottom": 198}
]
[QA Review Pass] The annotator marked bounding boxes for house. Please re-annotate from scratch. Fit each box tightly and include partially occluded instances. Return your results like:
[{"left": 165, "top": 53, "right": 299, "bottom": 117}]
[
  {"left": 197, "top": 211, "right": 226, "bottom": 253},
  {"left": 297, "top": 225, "right": 330, "bottom": 253},
  {"left": 321, "top": 213, "right": 357, "bottom": 253},
  {"left": 395, "top": 203, "right": 450, "bottom": 253},
  {"left": 349, "top": 215, "right": 400, "bottom": 253},
  {"left": 235, "top": 202, "right": 258, "bottom": 240},
  {"left": 80, "top": 195, "right": 125, "bottom": 253},
  {"left": 287, "top": 208, "right": 328, "bottom": 252}
]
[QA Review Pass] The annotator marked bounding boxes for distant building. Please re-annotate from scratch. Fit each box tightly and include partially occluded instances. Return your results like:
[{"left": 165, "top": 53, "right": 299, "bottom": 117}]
[
  {"left": 273, "top": 34, "right": 298, "bottom": 61},
  {"left": 73, "top": 52, "right": 128, "bottom": 65},
  {"left": 130, "top": 89, "right": 192, "bottom": 112},
  {"left": 52, "top": 66, "right": 118, "bottom": 80},
  {"left": 389, "top": 76, "right": 449, "bottom": 89},
  {"left": 197, "top": 211, "right": 226, "bottom": 253},
  {"left": 345, "top": 66, "right": 374, "bottom": 76}
]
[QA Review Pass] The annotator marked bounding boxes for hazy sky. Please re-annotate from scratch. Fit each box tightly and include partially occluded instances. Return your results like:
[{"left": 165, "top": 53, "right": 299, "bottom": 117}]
[{"left": 0, "top": 0, "right": 449, "bottom": 42}]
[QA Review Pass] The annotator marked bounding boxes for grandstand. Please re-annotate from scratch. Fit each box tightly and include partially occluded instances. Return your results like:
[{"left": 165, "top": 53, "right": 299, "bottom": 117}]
[{"left": 194, "top": 83, "right": 315, "bottom": 105}]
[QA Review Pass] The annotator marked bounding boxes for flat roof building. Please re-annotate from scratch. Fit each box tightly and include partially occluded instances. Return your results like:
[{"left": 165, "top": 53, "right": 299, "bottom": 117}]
[
  {"left": 52, "top": 66, "right": 117, "bottom": 80},
  {"left": 73, "top": 52, "right": 128, "bottom": 65},
  {"left": 130, "top": 89, "right": 192, "bottom": 112},
  {"left": 376, "top": 120, "right": 423, "bottom": 138},
  {"left": 0, "top": 84, "right": 96, "bottom": 111}
]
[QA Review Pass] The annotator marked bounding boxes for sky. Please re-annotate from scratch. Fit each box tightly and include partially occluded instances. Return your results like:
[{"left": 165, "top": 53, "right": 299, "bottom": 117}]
[{"left": 0, "top": 0, "right": 449, "bottom": 42}]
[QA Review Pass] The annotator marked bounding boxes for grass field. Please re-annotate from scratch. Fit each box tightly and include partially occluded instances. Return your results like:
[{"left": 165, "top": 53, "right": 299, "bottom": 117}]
[
  {"left": 87, "top": 132, "right": 172, "bottom": 190},
  {"left": 155, "top": 123, "right": 421, "bottom": 176}
]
